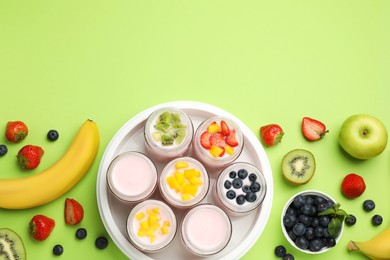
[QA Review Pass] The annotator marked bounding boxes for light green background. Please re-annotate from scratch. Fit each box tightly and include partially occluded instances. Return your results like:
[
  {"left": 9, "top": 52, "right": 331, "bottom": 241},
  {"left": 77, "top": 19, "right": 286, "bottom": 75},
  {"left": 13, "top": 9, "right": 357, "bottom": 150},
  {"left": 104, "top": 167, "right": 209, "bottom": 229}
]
[{"left": 1, "top": 1, "right": 389, "bottom": 259}]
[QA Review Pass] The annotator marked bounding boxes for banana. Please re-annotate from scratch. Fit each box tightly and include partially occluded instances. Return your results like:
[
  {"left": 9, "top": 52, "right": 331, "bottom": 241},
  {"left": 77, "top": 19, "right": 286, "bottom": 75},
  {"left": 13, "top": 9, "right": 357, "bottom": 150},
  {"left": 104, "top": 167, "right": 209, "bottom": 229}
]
[
  {"left": 0, "top": 119, "right": 99, "bottom": 209},
  {"left": 348, "top": 226, "right": 390, "bottom": 260}
]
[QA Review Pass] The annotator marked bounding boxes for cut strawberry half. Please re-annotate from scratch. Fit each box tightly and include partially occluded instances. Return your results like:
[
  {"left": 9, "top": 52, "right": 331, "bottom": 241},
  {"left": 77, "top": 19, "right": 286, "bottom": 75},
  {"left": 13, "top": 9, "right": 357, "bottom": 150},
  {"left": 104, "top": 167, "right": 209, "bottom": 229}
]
[
  {"left": 220, "top": 120, "right": 230, "bottom": 136},
  {"left": 209, "top": 132, "right": 227, "bottom": 147},
  {"left": 302, "top": 117, "right": 328, "bottom": 141},
  {"left": 200, "top": 131, "right": 211, "bottom": 149},
  {"left": 226, "top": 130, "right": 238, "bottom": 147}
]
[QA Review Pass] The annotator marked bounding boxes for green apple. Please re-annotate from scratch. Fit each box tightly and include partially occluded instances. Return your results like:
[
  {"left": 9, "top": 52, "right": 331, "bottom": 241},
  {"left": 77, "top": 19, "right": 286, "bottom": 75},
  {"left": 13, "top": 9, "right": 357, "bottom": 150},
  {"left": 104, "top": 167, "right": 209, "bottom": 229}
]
[{"left": 338, "top": 114, "right": 387, "bottom": 159}]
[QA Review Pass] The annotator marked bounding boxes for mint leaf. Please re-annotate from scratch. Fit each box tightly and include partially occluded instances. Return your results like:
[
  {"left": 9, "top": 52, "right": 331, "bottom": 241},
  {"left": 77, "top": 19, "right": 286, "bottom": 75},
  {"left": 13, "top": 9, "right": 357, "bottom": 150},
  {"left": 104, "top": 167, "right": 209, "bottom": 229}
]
[{"left": 328, "top": 217, "right": 342, "bottom": 238}]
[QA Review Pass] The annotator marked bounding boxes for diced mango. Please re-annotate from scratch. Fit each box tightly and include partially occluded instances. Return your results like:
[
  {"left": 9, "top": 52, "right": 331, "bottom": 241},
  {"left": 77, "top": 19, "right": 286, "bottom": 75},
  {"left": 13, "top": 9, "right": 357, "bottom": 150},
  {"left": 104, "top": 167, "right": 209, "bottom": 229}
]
[
  {"left": 161, "top": 225, "right": 169, "bottom": 235},
  {"left": 184, "top": 169, "right": 200, "bottom": 179},
  {"left": 181, "top": 193, "right": 192, "bottom": 200},
  {"left": 184, "top": 184, "right": 198, "bottom": 196},
  {"left": 225, "top": 145, "right": 234, "bottom": 155},
  {"left": 166, "top": 175, "right": 179, "bottom": 189},
  {"left": 175, "top": 161, "right": 189, "bottom": 169},
  {"left": 163, "top": 221, "right": 171, "bottom": 227},
  {"left": 177, "top": 182, "right": 188, "bottom": 193},
  {"left": 152, "top": 208, "right": 160, "bottom": 214},
  {"left": 189, "top": 176, "right": 202, "bottom": 185},
  {"left": 148, "top": 213, "right": 158, "bottom": 225},
  {"left": 135, "top": 212, "right": 145, "bottom": 221},
  {"left": 210, "top": 145, "right": 224, "bottom": 157},
  {"left": 207, "top": 122, "right": 220, "bottom": 134},
  {"left": 150, "top": 234, "right": 156, "bottom": 243},
  {"left": 140, "top": 220, "right": 149, "bottom": 230},
  {"left": 137, "top": 229, "right": 146, "bottom": 237},
  {"left": 174, "top": 172, "right": 185, "bottom": 185}
]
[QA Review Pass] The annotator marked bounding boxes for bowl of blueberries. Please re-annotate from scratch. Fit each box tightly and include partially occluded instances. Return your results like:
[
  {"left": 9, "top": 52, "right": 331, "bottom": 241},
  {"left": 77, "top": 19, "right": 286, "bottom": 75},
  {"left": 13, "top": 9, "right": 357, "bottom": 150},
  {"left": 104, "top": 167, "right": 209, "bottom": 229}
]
[{"left": 281, "top": 190, "right": 344, "bottom": 254}]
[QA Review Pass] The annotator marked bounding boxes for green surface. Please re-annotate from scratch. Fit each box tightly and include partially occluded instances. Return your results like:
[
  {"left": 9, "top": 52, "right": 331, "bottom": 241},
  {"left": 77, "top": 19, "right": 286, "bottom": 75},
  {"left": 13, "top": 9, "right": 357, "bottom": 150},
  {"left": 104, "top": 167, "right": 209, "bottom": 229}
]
[{"left": 0, "top": 0, "right": 389, "bottom": 259}]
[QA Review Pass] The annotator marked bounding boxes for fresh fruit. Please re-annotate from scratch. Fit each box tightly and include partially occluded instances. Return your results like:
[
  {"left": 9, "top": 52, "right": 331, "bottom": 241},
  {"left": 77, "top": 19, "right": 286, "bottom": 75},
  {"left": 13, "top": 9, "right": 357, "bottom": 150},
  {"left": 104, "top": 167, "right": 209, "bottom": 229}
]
[
  {"left": 259, "top": 124, "right": 284, "bottom": 146},
  {"left": 348, "top": 226, "right": 390, "bottom": 259},
  {"left": 274, "top": 245, "right": 287, "bottom": 257},
  {"left": 0, "top": 144, "right": 7, "bottom": 156},
  {"left": 281, "top": 149, "right": 316, "bottom": 185},
  {"left": 95, "top": 236, "right": 108, "bottom": 250},
  {"left": 338, "top": 114, "right": 388, "bottom": 159},
  {"left": 0, "top": 119, "right": 99, "bottom": 209},
  {"left": 135, "top": 207, "right": 171, "bottom": 243},
  {"left": 283, "top": 254, "right": 295, "bottom": 260},
  {"left": 372, "top": 215, "right": 383, "bottom": 226},
  {"left": 53, "top": 244, "right": 64, "bottom": 256},
  {"left": 29, "top": 215, "right": 55, "bottom": 241},
  {"left": 345, "top": 214, "right": 357, "bottom": 226},
  {"left": 0, "top": 228, "right": 26, "bottom": 260},
  {"left": 47, "top": 130, "right": 59, "bottom": 141},
  {"left": 152, "top": 112, "right": 187, "bottom": 146},
  {"left": 341, "top": 173, "right": 366, "bottom": 199},
  {"left": 5, "top": 121, "right": 28, "bottom": 143},
  {"left": 17, "top": 145, "right": 44, "bottom": 170},
  {"left": 301, "top": 117, "right": 328, "bottom": 141},
  {"left": 65, "top": 198, "right": 84, "bottom": 225},
  {"left": 200, "top": 131, "right": 211, "bottom": 149},
  {"left": 363, "top": 199, "right": 375, "bottom": 212},
  {"left": 76, "top": 228, "right": 87, "bottom": 240}
]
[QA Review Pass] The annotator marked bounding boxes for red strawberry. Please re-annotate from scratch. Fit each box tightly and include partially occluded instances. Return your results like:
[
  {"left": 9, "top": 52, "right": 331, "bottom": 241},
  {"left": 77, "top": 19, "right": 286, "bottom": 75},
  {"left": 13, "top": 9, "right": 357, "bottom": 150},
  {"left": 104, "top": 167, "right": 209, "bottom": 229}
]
[
  {"left": 200, "top": 131, "right": 211, "bottom": 149},
  {"left": 302, "top": 117, "right": 328, "bottom": 141},
  {"left": 220, "top": 120, "right": 230, "bottom": 136},
  {"left": 259, "top": 124, "right": 284, "bottom": 146},
  {"left": 341, "top": 173, "right": 366, "bottom": 199},
  {"left": 65, "top": 198, "right": 84, "bottom": 225},
  {"left": 209, "top": 132, "right": 226, "bottom": 147},
  {"left": 17, "top": 145, "right": 44, "bottom": 170},
  {"left": 226, "top": 130, "right": 238, "bottom": 147},
  {"left": 5, "top": 121, "right": 28, "bottom": 143},
  {"left": 29, "top": 215, "right": 55, "bottom": 241}
]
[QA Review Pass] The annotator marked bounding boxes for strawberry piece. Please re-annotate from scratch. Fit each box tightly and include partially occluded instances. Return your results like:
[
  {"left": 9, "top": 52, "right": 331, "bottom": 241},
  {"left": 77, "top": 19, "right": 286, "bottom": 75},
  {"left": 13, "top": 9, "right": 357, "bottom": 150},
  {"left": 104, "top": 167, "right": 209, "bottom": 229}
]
[
  {"left": 209, "top": 132, "right": 227, "bottom": 148},
  {"left": 226, "top": 130, "right": 238, "bottom": 147},
  {"left": 341, "top": 173, "right": 366, "bottom": 199},
  {"left": 220, "top": 120, "right": 230, "bottom": 136},
  {"left": 259, "top": 124, "right": 284, "bottom": 146},
  {"left": 29, "top": 215, "right": 55, "bottom": 241},
  {"left": 302, "top": 117, "right": 328, "bottom": 141},
  {"left": 17, "top": 145, "right": 44, "bottom": 170},
  {"left": 6, "top": 121, "right": 28, "bottom": 143},
  {"left": 200, "top": 131, "right": 211, "bottom": 149},
  {"left": 65, "top": 198, "right": 84, "bottom": 225}
]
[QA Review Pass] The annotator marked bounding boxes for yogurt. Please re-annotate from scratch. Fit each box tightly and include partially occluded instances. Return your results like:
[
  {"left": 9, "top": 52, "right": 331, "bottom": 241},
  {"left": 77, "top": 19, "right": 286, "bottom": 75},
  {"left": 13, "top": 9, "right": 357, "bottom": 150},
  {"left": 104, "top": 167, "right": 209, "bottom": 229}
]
[
  {"left": 159, "top": 157, "right": 209, "bottom": 208},
  {"left": 193, "top": 117, "right": 244, "bottom": 169},
  {"left": 144, "top": 107, "right": 193, "bottom": 161},
  {"left": 106, "top": 151, "right": 157, "bottom": 203},
  {"left": 214, "top": 162, "right": 267, "bottom": 216},
  {"left": 181, "top": 204, "right": 232, "bottom": 256},
  {"left": 127, "top": 200, "right": 177, "bottom": 252}
]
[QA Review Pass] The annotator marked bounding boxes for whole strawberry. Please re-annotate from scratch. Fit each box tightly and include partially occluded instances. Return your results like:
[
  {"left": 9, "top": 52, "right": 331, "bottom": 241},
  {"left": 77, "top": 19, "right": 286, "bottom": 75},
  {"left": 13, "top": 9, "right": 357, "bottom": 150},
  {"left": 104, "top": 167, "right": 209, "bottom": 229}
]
[
  {"left": 29, "top": 215, "right": 55, "bottom": 241},
  {"left": 260, "top": 124, "right": 284, "bottom": 146},
  {"left": 65, "top": 198, "right": 84, "bottom": 225},
  {"left": 5, "top": 121, "right": 28, "bottom": 143},
  {"left": 341, "top": 173, "right": 366, "bottom": 199},
  {"left": 17, "top": 145, "right": 44, "bottom": 170},
  {"left": 302, "top": 117, "right": 328, "bottom": 141}
]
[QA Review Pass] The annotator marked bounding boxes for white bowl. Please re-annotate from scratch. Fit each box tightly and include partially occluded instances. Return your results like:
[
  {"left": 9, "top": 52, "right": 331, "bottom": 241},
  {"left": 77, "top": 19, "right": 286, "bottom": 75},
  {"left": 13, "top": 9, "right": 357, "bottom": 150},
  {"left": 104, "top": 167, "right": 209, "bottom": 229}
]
[{"left": 281, "top": 190, "right": 344, "bottom": 254}]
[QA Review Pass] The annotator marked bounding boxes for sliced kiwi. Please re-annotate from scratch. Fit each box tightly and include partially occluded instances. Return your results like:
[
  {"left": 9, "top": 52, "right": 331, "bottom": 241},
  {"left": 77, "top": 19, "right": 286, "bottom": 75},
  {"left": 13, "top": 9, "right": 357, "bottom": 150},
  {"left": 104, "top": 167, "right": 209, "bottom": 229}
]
[
  {"left": 161, "top": 134, "right": 174, "bottom": 146},
  {"left": 282, "top": 149, "right": 316, "bottom": 185},
  {"left": 153, "top": 112, "right": 187, "bottom": 146},
  {"left": 0, "top": 228, "right": 26, "bottom": 260}
]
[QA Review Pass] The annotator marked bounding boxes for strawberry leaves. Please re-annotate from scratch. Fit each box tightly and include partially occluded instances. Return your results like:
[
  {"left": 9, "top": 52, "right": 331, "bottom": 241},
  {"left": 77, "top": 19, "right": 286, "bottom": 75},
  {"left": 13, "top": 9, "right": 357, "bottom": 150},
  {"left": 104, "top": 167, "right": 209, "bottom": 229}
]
[{"left": 319, "top": 203, "right": 348, "bottom": 238}]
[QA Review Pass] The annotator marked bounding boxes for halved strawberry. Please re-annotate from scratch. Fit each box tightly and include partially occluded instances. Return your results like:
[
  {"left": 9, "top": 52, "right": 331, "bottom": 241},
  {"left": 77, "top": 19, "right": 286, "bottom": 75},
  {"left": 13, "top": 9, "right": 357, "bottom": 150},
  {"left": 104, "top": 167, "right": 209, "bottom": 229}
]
[
  {"left": 226, "top": 130, "right": 238, "bottom": 147},
  {"left": 65, "top": 198, "right": 84, "bottom": 225},
  {"left": 302, "top": 117, "right": 328, "bottom": 141},
  {"left": 209, "top": 132, "right": 226, "bottom": 147},
  {"left": 220, "top": 120, "right": 230, "bottom": 136},
  {"left": 200, "top": 131, "right": 211, "bottom": 149}
]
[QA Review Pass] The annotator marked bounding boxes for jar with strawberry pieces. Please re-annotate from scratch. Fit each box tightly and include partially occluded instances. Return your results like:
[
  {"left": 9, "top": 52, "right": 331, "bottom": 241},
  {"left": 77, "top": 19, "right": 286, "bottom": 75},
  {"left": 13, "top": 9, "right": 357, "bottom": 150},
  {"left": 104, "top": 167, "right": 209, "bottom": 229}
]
[{"left": 193, "top": 117, "right": 244, "bottom": 170}]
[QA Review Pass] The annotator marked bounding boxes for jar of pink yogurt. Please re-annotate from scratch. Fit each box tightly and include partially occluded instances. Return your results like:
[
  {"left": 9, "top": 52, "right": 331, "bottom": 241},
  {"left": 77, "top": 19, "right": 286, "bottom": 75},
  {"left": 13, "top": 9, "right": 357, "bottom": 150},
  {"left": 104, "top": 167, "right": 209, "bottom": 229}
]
[
  {"left": 181, "top": 204, "right": 232, "bottom": 256},
  {"left": 106, "top": 151, "right": 157, "bottom": 203}
]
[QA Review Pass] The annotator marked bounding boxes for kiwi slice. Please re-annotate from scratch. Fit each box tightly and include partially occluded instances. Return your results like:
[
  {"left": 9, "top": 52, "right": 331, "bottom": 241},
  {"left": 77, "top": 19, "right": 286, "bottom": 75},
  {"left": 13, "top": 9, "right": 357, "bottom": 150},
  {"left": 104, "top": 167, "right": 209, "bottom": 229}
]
[
  {"left": 153, "top": 112, "right": 187, "bottom": 146},
  {"left": 0, "top": 228, "right": 26, "bottom": 260},
  {"left": 282, "top": 149, "right": 316, "bottom": 185}
]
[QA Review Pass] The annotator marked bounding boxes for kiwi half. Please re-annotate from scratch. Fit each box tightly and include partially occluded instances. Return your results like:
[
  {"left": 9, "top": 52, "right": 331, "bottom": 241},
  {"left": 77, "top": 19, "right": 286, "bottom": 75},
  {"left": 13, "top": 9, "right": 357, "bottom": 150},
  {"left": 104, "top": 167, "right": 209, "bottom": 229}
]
[
  {"left": 0, "top": 228, "right": 26, "bottom": 260},
  {"left": 282, "top": 149, "right": 316, "bottom": 185}
]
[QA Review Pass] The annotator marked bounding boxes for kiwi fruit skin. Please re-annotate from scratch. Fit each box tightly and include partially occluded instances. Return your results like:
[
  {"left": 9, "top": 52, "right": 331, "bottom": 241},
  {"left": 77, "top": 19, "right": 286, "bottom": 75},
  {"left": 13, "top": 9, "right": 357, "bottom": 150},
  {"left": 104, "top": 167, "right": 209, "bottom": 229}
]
[
  {"left": 0, "top": 228, "right": 26, "bottom": 260},
  {"left": 281, "top": 149, "right": 316, "bottom": 185}
]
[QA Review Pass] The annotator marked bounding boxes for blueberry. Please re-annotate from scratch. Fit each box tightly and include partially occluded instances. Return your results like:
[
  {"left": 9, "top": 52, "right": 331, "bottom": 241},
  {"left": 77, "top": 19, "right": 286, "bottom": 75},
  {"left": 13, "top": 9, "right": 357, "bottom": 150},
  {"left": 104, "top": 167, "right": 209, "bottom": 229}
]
[
  {"left": 317, "top": 203, "right": 329, "bottom": 213},
  {"left": 248, "top": 173, "right": 257, "bottom": 182},
  {"left": 293, "top": 195, "right": 306, "bottom": 209},
  {"left": 319, "top": 216, "right": 330, "bottom": 228},
  {"left": 323, "top": 227, "right": 330, "bottom": 238},
  {"left": 224, "top": 180, "right": 232, "bottom": 189},
  {"left": 286, "top": 207, "right": 297, "bottom": 216},
  {"left": 236, "top": 194, "right": 246, "bottom": 205},
  {"left": 304, "top": 227, "right": 315, "bottom": 241},
  {"left": 326, "top": 237, "right": 336, "bottom": 247},
  {"left": 298, "top": 214, "right": 313, "bottom": 227},
  {"left": 76, "top": 228, "right": 87, "bottom": 240},
  {"left": 53, "top": 244, "right": 64, "bottom": 256},
  {"left": 274, "top": 245, "right": 287, "bottom": 257},
  {"left": 314, "top": 196, "right": 326, "bottom": 206},
  {"left": 311, "top": 217, "right": 320, "bottom": 228},
  {"left": 95, "top": 236, "right": 108, "bottom": 250},
  {"left": 229, "top": 171, "right": 237, "bottom": 178},
  {"left": 0, "top": 144, "right": 7, "bottom": 156},
  {"left": 295, "top": 236, "right": 309, "bottom": 250},
  {"left": 305, "top": 196, "right": 315, "bottom": 205},
  {"left": 232, "top": 178, "right": 243, "bottom": 189},
  {"left": 282, "top": 253, "right": 295, "bottom": 260},
  {"left": 309, "top": 238, "right": 323, "bottom": 252},
  {"left": 47, "top": 130, "right": 59, "bottom": 141},
  {"left": 283, "top": 214, "right": 297, "bottom": 228},
  {"left": 250, "top": 182, "right": 261, "bottom": 192},
  {"left": 372, "top": 215, "right": 383, "bottom": 226},
  {"left": 242, "top": 185, "right": 250, "bottom": 193},
  {"left": 292, "top": 223, "right": 306, "bottom": 236},
  {"left": 314, "top": 226, "right": 324, "bottom": 238},
  {"left": 345, "top": 214, "right": 357, "bottom": 226},
  {"left": 363, "top": 200, "right": 375, "bottom": 212},
  {"left": 245, "top": 192, "right": 257, "bottom": 202},
  {"left": 288, "top": 230, "right": 297, "bottom": 241},
  {"left": 226, "top": 190, "right": 236, "bottom": 200},
  {"left": 301, "top": 204, "right": 316, "bottom": 216},
  {"left": 237, "top": 169, "right": 248, "bottom": 179}
]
